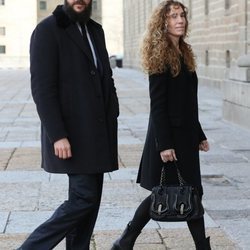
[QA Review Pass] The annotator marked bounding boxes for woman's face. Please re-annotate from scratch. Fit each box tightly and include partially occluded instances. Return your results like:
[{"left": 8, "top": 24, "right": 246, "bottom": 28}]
[{"left": 166, "top": 5, "right": 186, "bottom": 40}]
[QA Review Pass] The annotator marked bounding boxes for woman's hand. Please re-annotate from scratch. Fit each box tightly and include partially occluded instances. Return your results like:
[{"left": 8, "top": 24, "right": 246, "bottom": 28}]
[
  {"left": 199, "top": 140, "right": 210, "bottom": 152},
  {"left": 160, "top": 149, "right": 177, "bottom": 162}
]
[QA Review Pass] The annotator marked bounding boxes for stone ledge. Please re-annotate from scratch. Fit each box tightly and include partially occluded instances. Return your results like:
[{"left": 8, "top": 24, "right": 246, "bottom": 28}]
[
  {"left": 223, "top": 100, "right": 250, "bottom": 130},
  {"left": 229, "top": 67, "right": 250, "bottom": 82},
  {"left": 223, "top": 79, "right": 250, "bottom": 107}
]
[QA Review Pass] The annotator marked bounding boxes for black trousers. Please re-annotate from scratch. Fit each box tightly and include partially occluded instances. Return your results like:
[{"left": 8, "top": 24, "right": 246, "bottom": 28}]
[{"left": 19, "top": 173, "right": 104, "bottom": 250}]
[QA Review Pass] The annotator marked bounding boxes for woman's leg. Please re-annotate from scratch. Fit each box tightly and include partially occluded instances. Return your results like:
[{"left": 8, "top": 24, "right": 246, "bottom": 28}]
[
  {"left": 187, "top": 217, "right": 211, "bottom": 250},
  {"left": 111, "top": 195, "right": 151, "bottom": 250},
  {"left": 187, "top": 217, "right": 206, "bottom": 243},
  {"left": 130, "top": 195, "right": 151, "bottom": 229}
]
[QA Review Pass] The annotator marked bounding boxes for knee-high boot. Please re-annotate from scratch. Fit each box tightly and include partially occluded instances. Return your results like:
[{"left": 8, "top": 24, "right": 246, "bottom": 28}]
[
  {"left": 111, "top": 221, "right": 141, "bottom": 250},
  {"left": 195, "top": 237, "right": 211, "bottom": 250},
  {"left": 111, "top": 196, "right": 151, "bottom": 250}
]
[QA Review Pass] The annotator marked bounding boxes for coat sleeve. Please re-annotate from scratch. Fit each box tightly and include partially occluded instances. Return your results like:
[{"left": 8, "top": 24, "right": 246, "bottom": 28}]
[
  {"left": 149, "top": 72, "right": 173, "bottom": 151},
  {"left": 30, "top": 21, "right": 68, "bottom": 143},
  {"left": 198, "top": 122, "right": 207, "bottom": 142}
]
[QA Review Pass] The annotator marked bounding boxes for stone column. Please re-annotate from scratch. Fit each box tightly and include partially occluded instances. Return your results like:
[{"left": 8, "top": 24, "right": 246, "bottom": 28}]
[{"left": 223, "top": 54, "right": 250, "bottom": 129}]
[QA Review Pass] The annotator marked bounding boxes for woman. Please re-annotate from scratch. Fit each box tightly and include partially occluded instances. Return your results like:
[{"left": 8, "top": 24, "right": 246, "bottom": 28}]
[{"left": 111, "top": 1, "right": 211, "bottom": 249}]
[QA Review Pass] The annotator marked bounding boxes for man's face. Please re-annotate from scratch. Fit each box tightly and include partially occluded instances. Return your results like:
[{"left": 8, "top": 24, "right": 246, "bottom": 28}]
[
  {"left": 65, "top": 0, "right": 92, "bottom": 23},
  {"left": 66, "top": 0, "right": 91, "bottom": 14}
]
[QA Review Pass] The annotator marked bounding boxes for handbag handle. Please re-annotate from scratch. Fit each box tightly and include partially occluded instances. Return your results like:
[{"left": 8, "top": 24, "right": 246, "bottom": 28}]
[{"left": 160, "top": 161, "right": 186, "bottom": 186}]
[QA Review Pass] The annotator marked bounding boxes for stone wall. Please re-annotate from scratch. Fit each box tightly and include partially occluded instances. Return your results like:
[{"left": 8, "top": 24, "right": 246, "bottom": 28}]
[
  {"left": 0, "top": 0, "right": 37, "bottom": 68},
  {"left": 183, "top": 0, "right": 249, "bottom": 87},
  {"left": 37, "top": 0, "right": 62, "bottom": 23},
  {"left": 102, "top": 0, "right": 123, "bottom": 57},
  {"left": 0, "top": 0, "right": 102, "bottom": 68},
  {"left": 123, "top": 0, "right": 162, "bottom": 69},
  {"left": 123, "top": 0, "right": 249, "bottom": 86},
  {"left": 123, "top": 0, "right": 250, "bottom": 129},
  {"left": 222, "top": 54, "right": 250, "bottom": 130}
]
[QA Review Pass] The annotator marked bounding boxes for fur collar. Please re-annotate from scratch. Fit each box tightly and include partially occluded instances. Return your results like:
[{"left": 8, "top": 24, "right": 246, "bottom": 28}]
[{"left": 52, "top": 5, "right": 74, "bottom": 29}]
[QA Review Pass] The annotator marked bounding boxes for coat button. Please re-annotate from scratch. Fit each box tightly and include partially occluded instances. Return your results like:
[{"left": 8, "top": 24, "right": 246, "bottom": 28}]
[
  {"left": 90, "top": 70, "right": 96, "bottom": 75},
  {"left": 98, "top": 118, "right": 104, "bottom": 123}
]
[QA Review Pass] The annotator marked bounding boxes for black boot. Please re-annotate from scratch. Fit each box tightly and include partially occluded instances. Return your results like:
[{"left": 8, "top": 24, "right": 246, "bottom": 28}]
[
  {"left": 111, "top": 222, "right": 141, "bottom": 250},
  {"left": 195, "top": 237, "right": 211, "bottom": 250}
]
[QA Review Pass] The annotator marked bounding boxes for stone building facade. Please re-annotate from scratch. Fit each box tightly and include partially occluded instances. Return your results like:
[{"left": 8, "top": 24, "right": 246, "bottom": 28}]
[
  {"left": 0, "top": 0, "right": 37, "bottom": 68},
  {"left": 101, "top": 0, "right": 123, "bottom": 57},
  {"left": 123, "top": 0, "right": 249, "bottom": 83},
  {"left": 123, "top": 0, "right": 250, "bottom": 129},
  {"left": 0, "top": 0, "right": 101, "bottom": 68},
  {"left": 183, "top": 0, "right": 250, "bottom": 87}
]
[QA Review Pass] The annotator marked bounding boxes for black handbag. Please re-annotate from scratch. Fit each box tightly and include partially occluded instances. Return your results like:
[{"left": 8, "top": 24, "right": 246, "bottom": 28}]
[{"left": 150, "top": 161, "right": 204, "bottom": 222}]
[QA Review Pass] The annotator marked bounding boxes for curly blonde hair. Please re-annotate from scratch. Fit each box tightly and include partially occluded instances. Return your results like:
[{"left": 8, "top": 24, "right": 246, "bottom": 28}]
[{"left": 141, "top": 0, "right": 196, "bottom": 76}]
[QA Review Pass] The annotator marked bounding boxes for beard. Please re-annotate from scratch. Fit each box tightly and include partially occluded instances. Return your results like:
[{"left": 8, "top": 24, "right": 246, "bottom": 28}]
[{"left": 64, "top": 0, "right": 92, "bottom": 24}]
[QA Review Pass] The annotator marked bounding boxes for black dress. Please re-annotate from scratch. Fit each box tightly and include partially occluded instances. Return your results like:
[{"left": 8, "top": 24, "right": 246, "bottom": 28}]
[{"left": 137, "top": 60, "right": 206, "bottom": 195}]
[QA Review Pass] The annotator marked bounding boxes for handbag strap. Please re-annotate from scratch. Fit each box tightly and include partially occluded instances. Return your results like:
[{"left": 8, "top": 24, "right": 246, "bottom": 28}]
[{"left": 160, "top": 161, "right": 186, "bottom": 186}]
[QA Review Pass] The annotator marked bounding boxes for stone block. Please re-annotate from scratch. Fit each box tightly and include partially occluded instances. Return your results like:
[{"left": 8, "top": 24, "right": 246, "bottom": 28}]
[
  {"left": 0, "top": 212, "right": 9, "bottom": 233},
  {"left": 213, "top": 219, "right": 250, "bottom": 249},
  {"left": 223, "top": 100, "right": 250, "bottom": 130},
  {"left": 95, "top": 207, "right": 158, "bottom": 231},
  {"left": 0, "top": 142, "right": 21, "bottom": 148},
  {"left": 203, "top": 199, "right": 250, "bottom": 211},
  {"left": 0, "top": 233, "right": 28, "bottom": 250},
  {"left": 223, "top": 78, "right": 250, "bottom": 107},
  {"left": 0, "top": 182, "right": 41, "bottom": 211},
  {"left": 6, "top": 211, "right": 52, "bottom": 233},
  {"left": 7, "top": 147, "right": 41, "bottom": 171},
  {"left": 0, "top": 148, "right": 14, "bottom": 170},
  {"left": 228, "top": 67, "right": 250, "bottom": 82},
  {"left": 109, "top": 168, "right": 138, "bottom": 180},
  {"left": 94, "top": 229, "right": 163, "bottom": 250},
  {"left": 0, "top": 171, "right": 48, "bottom": 183},
  {"left": 38, "top": 182, "right": 68, "bottom": 210}
]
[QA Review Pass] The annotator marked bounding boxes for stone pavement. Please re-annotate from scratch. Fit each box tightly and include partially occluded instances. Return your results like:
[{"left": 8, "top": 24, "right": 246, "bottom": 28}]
[{"left": 0, "top": 68, "right": 249, "bottom": 249}]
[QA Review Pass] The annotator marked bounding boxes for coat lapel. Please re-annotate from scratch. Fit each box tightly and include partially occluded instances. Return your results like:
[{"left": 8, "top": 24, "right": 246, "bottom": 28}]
[{"left": 65, "top": 24, "right": 95, "bottom": 65}]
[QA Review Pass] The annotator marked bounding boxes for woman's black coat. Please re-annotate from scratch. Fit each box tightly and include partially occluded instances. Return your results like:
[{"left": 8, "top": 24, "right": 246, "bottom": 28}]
[
  {"left": 30, "top": 6, "right": 119, "bottom": 174},
  {"left": 137, "top": 61, "right": 206, "bottom": 194}
]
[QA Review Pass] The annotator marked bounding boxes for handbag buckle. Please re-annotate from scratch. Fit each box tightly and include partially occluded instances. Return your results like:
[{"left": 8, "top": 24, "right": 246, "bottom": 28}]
[
  {"left": 180, "top": 203, "right": 184, "bottom": 215},
  {"left": 157, "top": 204, "right": 163, "bottom": 215}
]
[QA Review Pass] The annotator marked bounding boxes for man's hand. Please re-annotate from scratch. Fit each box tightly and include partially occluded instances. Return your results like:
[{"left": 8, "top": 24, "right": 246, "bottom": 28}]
[
  {"left": 54, "top": 138, "right": 72, "bottom": 159},
  {"left": 199, "top": 140, "right": 210, "bottom": 152},
  {"left": 160, "top": 149, "right": 177, "bottom": 163}
]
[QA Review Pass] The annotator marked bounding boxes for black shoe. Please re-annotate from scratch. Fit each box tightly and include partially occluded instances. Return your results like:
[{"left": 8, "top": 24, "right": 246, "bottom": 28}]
[{"left": 111, "top": 222, "right": 141, "bottom": 250}]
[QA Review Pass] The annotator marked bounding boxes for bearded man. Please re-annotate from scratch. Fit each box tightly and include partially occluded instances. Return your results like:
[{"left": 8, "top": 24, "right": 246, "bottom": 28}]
[{"left": 18, "top": 0, "right": 119, "bottom": 249}]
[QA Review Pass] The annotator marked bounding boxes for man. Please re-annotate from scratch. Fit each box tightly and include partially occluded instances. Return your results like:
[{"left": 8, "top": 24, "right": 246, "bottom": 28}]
[{"left": 18, "top": 0, "right": 119, "bottom": 249}]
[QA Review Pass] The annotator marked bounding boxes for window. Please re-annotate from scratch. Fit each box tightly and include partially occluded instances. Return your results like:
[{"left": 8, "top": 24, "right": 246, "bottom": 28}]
[
  {"left": 0, "top": 0, "right": 5, "bottom": 6},
  {"left": 225, "top": 0, "right": 230, "bottom": 10},
  {"left": 39, "top": 1, "right": 47, "bottom": 10},
  {"left": 0, "top": 45, "right": 6, "bottom": 54},
  {"left": 0, "top": 27, "right": 5, "bottom": 36},
  {"left": 92, "top": 0, "right": 97, "bottom": 10},
  {"left": 226, "top": 50, "right": 231, "bottom": 68},
  {"left": 205, "top": 0, "right": 209, "bottom": 15},
  {"left": 205, "top": 50, "right": 209, "bottom": 66}
]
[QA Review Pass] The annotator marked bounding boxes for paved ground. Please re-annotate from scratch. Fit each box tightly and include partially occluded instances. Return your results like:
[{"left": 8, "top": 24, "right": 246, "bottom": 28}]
[{"left": 0, "top": 68, "right": 250, "bottom": 249}]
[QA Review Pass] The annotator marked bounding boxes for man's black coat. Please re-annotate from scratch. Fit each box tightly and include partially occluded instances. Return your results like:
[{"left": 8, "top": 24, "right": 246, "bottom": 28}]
[{"left": 30, "top": 5, "right": 119, "bottom": 174}]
